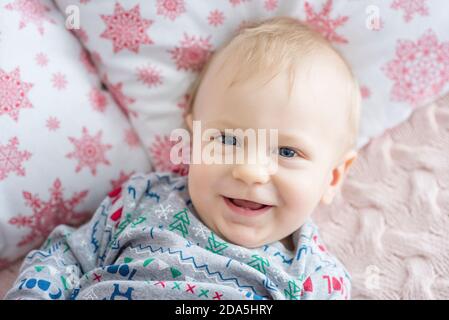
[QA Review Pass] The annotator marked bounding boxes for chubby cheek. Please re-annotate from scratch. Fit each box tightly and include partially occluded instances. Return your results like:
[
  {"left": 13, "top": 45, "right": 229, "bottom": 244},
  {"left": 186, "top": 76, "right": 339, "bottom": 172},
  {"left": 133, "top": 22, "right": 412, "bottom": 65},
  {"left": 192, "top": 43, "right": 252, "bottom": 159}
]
[
  {"left": 187, "top": 163, "right": 224, "bottom": 212},
  {"left": 276, "top": 169, "right": 325, "bottom": 220}
]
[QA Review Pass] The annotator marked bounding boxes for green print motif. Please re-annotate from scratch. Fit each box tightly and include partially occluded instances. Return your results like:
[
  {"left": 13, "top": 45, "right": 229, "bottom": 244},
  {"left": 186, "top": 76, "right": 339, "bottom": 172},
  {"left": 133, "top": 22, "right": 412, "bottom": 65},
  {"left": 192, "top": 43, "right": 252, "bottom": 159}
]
[
  {"left": 170, "top": 267, "right": 182, "bottom": 279},
  {"left": 169, "top": 208, "right": 190, "bottom": 238},
  {"left": 205, "top": 232, "right": 228, "bottom": 255},
  {"left": 247, "top": 254, "right": 270, "bottom": 275},
  {"left": 284, "top": 279, "right": 301, "bottom": 300},
  {"left": 110, "top": 213, "right": 147, "bottom": 247}
]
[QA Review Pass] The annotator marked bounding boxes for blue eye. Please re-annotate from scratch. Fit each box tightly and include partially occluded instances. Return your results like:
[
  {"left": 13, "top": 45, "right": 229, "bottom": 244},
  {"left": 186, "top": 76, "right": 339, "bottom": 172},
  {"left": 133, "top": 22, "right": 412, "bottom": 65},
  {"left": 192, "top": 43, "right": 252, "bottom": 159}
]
[
  {"left": 279, "top": 147, "right": 298, "bottom": 158},
  {"left": 218, "top": 134, "right": 237, "bottom": 146}
]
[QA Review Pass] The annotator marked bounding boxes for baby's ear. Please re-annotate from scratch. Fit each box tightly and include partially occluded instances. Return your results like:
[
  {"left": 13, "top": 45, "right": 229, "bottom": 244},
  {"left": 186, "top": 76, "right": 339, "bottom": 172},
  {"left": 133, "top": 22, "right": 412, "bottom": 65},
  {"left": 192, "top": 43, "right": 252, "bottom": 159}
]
[{"left": 320, "top": 149, "right": 357, "bottom": 205}]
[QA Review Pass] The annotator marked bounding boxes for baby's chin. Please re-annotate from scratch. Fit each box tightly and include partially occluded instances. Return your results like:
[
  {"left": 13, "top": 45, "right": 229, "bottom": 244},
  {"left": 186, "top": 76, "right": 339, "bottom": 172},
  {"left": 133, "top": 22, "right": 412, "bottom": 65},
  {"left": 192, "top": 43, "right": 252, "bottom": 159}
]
[{"left": 213, "top": 224, "right": 273, "bottom": 249}]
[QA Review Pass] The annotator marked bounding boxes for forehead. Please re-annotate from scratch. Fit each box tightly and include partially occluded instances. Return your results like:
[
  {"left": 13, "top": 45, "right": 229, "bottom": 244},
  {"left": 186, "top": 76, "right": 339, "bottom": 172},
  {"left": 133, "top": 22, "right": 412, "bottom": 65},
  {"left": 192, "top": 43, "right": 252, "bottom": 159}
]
[{"left": 194, "top": 49, "right": 351, "bottom": 140}]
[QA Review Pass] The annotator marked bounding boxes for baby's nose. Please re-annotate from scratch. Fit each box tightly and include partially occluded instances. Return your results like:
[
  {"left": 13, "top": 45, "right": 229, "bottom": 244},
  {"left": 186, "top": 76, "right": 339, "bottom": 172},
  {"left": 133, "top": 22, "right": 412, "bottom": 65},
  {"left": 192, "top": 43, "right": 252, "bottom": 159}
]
[{"left": 232, "top": 163, "right": 270, "bottom": 185}]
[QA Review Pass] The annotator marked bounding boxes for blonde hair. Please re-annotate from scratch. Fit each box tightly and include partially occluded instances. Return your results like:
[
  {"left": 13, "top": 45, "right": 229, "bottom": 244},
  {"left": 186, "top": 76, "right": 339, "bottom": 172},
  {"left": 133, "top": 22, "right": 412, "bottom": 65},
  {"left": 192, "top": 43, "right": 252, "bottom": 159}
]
[{"left": 186, "top": 16, "right": 361, "bottom": 153}]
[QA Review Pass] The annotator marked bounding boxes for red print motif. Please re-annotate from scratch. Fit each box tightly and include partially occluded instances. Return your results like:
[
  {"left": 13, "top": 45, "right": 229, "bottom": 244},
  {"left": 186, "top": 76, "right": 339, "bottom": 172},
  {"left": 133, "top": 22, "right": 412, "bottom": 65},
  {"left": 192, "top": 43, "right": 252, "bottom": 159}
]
[
  {"left": 208, "top": 10, "right": 225, "bottom": 27},
  {"left": 5, "top": 0, "right": 55, "bottom": 35},
  {"left": 8, "top": 179, "right": 89, "bottom": 246},
  {"left": 391, "top": 0, "right": 429, "bottom": 23},
  {"left": 304, "top": 0, "right": 349, "bottom": 44},
  {"left": 383, "top": 30, "right": 449, "bottom": 106},
  {"left": 100, "top": 3, "right": 154, "bottom": 54},
  {"left": 156, "top": 0, "right": 186, "bottom": 21},
  {"left": 136, "top": 65, "right": 163, "bottom": 88},
  {"left": 149, "top": 134, "right": 189, "bottom": 176},
  {"left": 0, "top": 137, "right": 32, "bottom": 181},
  {"left": 66, "top": 127, "right": 112, "bottom": 175},
  {"left": 0, "top": 67, "right": 33, "bottom": 122},
  {"left": 169, "top": 34, "right": 213, "bottom": 73}
]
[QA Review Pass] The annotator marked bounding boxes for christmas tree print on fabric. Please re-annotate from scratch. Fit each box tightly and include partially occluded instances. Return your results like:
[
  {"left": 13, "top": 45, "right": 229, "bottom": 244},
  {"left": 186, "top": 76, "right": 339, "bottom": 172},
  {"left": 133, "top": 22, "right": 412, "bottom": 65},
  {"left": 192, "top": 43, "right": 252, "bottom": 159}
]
[
  {"left": 169, "top": 208, "right": 190, "bottom": 238},
  {"left": 247, "top": 254, "right": 270, "bottom": 275},
  {"left": 205, "top": 232, "right": 228, "bottom": 255}
]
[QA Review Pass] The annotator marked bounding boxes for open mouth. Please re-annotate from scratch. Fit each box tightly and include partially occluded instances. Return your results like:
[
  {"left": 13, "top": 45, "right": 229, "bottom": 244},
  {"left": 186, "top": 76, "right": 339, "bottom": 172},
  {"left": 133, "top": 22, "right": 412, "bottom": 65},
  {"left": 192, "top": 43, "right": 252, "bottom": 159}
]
[{"left": 222, "top": 196, "right": 272, "bottom": 216}]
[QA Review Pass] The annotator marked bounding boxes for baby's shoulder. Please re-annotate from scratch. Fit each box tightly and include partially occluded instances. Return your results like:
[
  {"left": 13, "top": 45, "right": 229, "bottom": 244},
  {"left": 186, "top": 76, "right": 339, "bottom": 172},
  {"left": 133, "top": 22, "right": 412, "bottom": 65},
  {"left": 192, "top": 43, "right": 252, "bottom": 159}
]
[{"left": 296, "top": 220, "right": 351, "bottom": 281}]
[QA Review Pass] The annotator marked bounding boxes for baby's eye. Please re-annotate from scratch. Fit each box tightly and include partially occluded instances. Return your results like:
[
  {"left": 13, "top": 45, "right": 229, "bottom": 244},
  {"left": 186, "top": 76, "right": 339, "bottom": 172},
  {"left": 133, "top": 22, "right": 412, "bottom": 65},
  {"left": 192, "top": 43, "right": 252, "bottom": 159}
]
[
  {"left": 278, "top": 147, "right": 300, "bottom": 158},
  {"left": 218, "top": 133, "right": 238, "bottom": 146}
]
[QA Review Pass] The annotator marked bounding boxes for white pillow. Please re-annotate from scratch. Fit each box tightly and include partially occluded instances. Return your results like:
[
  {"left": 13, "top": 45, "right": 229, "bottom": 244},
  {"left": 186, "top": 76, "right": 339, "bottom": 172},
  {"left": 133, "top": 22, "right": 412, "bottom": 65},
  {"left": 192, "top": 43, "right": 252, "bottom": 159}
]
[
  {"left": 53, "top": 0, "right": 449, "bottom": 156},
  {"left": 0, "top": 0, "right": 151, "bottom": 265}
]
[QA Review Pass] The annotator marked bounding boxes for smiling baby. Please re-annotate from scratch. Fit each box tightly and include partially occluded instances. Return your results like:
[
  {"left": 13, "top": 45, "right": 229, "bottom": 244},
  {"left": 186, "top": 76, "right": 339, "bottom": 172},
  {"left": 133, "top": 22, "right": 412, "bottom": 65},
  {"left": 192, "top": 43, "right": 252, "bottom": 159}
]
[{"left": 6, "top": 17, "right": 360, "bottom": 300}]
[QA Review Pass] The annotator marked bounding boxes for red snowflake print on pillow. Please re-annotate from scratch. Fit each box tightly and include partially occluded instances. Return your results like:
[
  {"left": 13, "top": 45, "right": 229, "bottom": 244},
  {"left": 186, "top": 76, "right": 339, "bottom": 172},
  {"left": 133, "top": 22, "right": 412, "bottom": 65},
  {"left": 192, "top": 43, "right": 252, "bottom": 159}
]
[
  {"left": 264, "top": 0, "right": 278, "bottom": 12},
  {"left": 382, "top": 30, "right": 449, "bottom": 107},
  {"left": 51, "top": 72, "right": 67, "bottom": 90},
  {"left": 136, "top": 65, "right": 163, "bottom": 88},
  {"left": 4, "top": 0, "right": 55, "bottom": 35},
  {"left": 8, "top": 179, "right": 89, "bottom": 246},
  {"left": 208, "top": 10, "right": 225, "bottom": 27},
  {"left": 149, "top": 134, "right": 189, "bottom": 176},
  {"left": 89, "top": 87, "right": 108, "bottom": 113},
  {"left": 35, "top": 52, "right": 48, "bottom": 67},
  {"left": 169, "top": 34, "right": 213, "bottom": 73},
  {"left": 0, "top": 67, "right": 33, "bottom": 122},
  {"left": 391, "top": 0, "right": 429, "bottom": 23},
  {"left": 156, "top": 0, "right": 186, "bottom": 21},
  {"left": 102, "top": 75, "right": 137, "bottom": 118},
  {"left": 304, "top": 0, "right": 349, "bottom": 44},
  {"left": 229, "top": 0, "right": 251, "bottom": 7},
  {"left": 100, "top": 3, "right": 154, "bottom": 54},
  {"left": 66, "top": 127, "right": 112, "bottom": 175},
  {"left": 46, "top": 116, "right": 60, "bottom": 131},
  {"left": 0, "top": 136, "right": 32, "bottom": 181}
]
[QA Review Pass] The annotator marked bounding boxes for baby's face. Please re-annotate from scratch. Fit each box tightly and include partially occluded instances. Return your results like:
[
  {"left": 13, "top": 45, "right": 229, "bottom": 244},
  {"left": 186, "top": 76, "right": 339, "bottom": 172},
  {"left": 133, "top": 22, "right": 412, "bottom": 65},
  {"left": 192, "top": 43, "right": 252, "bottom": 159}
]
[{"left": 186, "top": 50, "right": 354, "bottom": 249}]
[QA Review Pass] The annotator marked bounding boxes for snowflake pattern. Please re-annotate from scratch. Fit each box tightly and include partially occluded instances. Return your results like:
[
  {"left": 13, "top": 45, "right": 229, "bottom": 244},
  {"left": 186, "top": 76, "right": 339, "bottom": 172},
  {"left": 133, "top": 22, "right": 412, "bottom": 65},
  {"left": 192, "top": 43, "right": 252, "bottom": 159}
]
[
  {"left": 100, "top": 3, "right": 154, "bottom": 54},
  {"left": 102, "top": 75, "right": 137, "bottom": 118},
  {"left": 382, "top": 29, "right": 449, "bottom": 106},
  {"left": 191, "top": 224, "right": 209, "bottom": 240},
  {"left": 124, "top": 129, "right": 140, "bottom": 148},
  {"left": 156, "top": 0, "right": 186, "bottom": 21},
  {"left": 136, "top": 65, "right": 163, "bottom": 88},
  {"left": 264, "top": 0, "right": 278, "bottom": 12},
  {"left": 66, "top": 127, "right": 113, "bottom": 175},
  {"left": 46, "top": 116, "right": 60, "bottom": 131},
  {"left": 35, "top": 52, "right": 48, "bottom": 67},
  {"left": 391, "top": 0, "right": 429, "bottom": 23},
  {"left": 149, "top": 134, "right": 190, "bottom": 176},
  {"left": 0, "top": 136, "right": 32, "bottom": 181},
  {"left": 89, "top": 87, "right": 107, "bottom": 113},
  {"left": 4, "top": 0, "right": 55, "bottom": 35},
  {"left": 0, "top": 67, "right": 33, "bottom": 122},
  {"left": 229, "top": 0, "right": 251, "bottom": 7},
  {"left": 154, "top": 204, "right": 174, "bottom": 221},
  {"left": 8, "top": 179, "right": 89, "bottom": 246},
  {"left": 51, "top": 72, "right": 67, "bottom": 91},
  {"left": 208, "top": 10, "right": 225, "bottom": 27},
  {"left": 169, "top": 33, "right": 213, "bottom": 73},
  {"left": 304, "top": 0, "right": 349, "bottom": 44}
]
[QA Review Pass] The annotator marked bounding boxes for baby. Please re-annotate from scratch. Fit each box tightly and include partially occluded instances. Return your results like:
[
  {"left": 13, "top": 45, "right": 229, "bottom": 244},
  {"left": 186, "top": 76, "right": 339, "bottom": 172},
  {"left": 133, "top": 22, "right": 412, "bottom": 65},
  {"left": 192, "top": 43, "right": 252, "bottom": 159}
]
[{"left": 5, "top": 17, "right": 360, "bottom": 300}]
